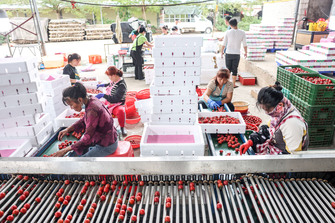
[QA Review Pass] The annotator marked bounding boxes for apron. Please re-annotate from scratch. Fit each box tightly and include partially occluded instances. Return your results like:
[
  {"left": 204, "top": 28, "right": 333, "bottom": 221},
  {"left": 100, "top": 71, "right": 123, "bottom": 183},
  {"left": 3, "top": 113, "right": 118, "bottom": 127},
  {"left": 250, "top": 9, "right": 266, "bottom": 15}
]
[
  {"left": 200, "top": 84, "right": 226, "bottom": 107},
  {"left": 105, "top": 81, "right": 122, "bottom": 113},
  {"left": 131, "top": 35, "right": 144, "bottom": 66}
]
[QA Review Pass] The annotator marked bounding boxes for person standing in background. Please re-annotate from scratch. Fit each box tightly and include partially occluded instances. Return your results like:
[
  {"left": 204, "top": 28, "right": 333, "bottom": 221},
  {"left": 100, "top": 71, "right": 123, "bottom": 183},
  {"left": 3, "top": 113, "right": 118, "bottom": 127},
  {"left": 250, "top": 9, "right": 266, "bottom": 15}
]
[
  {"left": 161, "top": 25, "right": 169, "bottom": 35},
  {"left": 221, "top": 18, "right": 247, "bottom": 88},
  {"left": 63, "top": 53, "right": 81, "bottom": 84}
]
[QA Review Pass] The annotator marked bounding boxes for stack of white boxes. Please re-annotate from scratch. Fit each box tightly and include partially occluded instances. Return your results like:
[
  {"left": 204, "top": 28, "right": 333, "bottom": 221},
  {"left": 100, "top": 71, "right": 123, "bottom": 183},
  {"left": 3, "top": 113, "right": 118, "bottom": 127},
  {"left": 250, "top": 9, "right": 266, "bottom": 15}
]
[
  {"left": 274, "top": 18, "right": 294, "bottom": 49},
  {"left": 150, "top": 36, "right": 202, "bottom": 125},
  {"left": 0, "top": 58, "right": 53, "bottom": 156},
  {"left": 39, "top": 73, "right": 70, "bottom": 122}
]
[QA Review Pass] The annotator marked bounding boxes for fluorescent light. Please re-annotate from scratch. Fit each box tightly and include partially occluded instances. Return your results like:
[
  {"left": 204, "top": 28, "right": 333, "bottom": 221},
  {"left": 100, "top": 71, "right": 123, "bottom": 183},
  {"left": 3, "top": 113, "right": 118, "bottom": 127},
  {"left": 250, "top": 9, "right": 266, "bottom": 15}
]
[{"left": 0, "top": 9, "right": 11, "bottom": 33}]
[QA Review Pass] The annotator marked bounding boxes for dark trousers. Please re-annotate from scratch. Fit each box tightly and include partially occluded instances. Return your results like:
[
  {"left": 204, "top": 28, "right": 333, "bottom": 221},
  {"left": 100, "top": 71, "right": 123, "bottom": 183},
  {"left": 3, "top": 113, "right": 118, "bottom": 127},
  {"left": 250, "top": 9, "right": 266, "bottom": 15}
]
[
  {"left": 130, "top": 50, "right": 144, "bottom": 80},
  {"left": 198, "top": 100, "right": 235, "bottom": 112},
  {"left": 225, "top": 54, "right": 240, "bottom": 76}
]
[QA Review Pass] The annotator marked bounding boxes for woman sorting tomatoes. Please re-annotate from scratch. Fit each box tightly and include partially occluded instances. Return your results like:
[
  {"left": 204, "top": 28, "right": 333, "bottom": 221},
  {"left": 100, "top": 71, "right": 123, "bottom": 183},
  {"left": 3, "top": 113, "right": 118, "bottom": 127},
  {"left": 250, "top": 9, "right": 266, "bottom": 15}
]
[
  {"left": 198, "top": 68, "right": 235, "bottom": 111},
  {"left": 239, "top": 82, "right": 309, "bottom": 155},
  {"left": 95, "top": 66, "right": 127, "bottom": 136},
  {"left": 52, "top": 83, "right": 118, "bottom": 157}
]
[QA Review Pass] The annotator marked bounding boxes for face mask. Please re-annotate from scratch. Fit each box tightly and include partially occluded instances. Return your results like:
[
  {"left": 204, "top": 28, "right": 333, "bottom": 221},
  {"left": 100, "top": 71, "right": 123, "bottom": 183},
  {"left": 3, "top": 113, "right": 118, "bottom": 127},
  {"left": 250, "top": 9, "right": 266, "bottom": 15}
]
[
  {"left": 81, "top": 103, "right": 85, "bottom": 110},
  {"left": 265, "top": 103, "right": 283, "bottom": 117}
]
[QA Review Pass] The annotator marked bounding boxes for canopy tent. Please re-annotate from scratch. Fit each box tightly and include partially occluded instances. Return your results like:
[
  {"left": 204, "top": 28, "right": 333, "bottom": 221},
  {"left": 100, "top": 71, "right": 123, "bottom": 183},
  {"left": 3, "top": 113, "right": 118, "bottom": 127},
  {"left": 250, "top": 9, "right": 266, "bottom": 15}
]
[{"left": 164, "top": 5, "right": 200, "bottom": 15}]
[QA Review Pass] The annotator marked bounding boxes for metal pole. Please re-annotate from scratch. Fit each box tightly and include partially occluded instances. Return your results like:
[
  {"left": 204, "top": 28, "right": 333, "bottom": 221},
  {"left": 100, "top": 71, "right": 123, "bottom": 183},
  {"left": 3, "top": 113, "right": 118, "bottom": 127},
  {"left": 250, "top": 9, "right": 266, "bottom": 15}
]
[
  {"left": 92, "top": 12, "right": 95, "bottom": 25},
  {"left": 292, "top": 0, "right": 301, "bottom": 49},
  {"left": 100, "top": 7, "right": 103, "bottom": 24},
  {"left": 29, "top": 0, "right": 46, "bottom": 57},
  {"left": 6, "top": 35, "right": 13, "bottom": 57}
]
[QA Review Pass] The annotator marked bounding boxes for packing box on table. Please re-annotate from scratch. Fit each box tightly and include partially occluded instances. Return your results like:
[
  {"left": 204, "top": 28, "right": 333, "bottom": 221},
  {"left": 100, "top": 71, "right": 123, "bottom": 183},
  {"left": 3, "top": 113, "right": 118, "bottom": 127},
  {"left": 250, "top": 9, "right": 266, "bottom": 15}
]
[
  {"left": 0, "top": 92, "right": 42, "bottom": 109},
  {"left": 0, "top": 139, "right": 33, "bottom": 157},
  {"left": 152, "top": 94, "right": 198, "bottom": 106},
  {"left": 197, "top": 112, "right": 246, "bottom": 134},
  {"left": 140, "top": 124, "right": 204, "bottom": 156},
  {"left": 150, "top": 113, "right": 197, "bottom": 125},
  {"left": 55, "top": 108, "right": 83, "bottom": 128},
  {"left": 0, "top": 114, "right": 39, "bottom": 129},
  {"left": 154, "top": 36, "right": 203, "bottom": 48},
  {"left": 0, "top": 113, "right": 50, "bottom": 137},
  {"left": 154, "top": 58, "right": 201, "bottom": 68},
  {"left": 0, "top": 68, "right": 39, "bottom": 86},
  {"left": 154, "top": 67, "right": 201, "bottom": 77},
  {"left": 0, "top": 82, "right": 41, "bottom": 97},
  {"left": 0, "top": 57, "right": 38, "bottom": 74},
  {"left": 39, "top": 74, "right": 70, "bottom": 90},
  {"left": 0, "top": 103, "right": 43, "bottom": 119},
  {"left": 152, "top": 103, "right": 197, "bottom": 114},
  {"left": 150, "top": 83, "right": 196, "bottom": 96},
  {"left": 154, "top": 76, "right": 200, "bottom": 87},
  {"left": 153, "top": 47, "right": 201, "bottom": 58}
]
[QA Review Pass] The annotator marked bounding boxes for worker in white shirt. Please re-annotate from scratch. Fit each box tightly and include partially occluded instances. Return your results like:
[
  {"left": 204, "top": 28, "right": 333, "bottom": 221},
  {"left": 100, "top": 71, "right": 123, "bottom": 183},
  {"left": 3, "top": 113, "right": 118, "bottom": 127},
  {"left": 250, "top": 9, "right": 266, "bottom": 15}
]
[{"left": 221, "top": 18, "right": 247, "bottom": 88}]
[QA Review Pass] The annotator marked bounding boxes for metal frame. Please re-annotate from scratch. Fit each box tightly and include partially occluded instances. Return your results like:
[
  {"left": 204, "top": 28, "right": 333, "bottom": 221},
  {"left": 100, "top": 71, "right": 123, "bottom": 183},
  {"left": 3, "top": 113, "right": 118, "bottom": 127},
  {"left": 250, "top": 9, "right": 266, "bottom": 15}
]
[{"left": 0, "top": 154, "right": 335, "bottom": 175}]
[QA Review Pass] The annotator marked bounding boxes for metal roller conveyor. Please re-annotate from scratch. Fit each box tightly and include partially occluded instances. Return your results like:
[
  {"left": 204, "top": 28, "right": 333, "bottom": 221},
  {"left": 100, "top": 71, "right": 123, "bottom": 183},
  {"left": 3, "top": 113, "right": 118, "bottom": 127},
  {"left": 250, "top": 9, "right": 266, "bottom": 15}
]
[{"left": 0, "top": 175, "right": 334, "bottom": 223}]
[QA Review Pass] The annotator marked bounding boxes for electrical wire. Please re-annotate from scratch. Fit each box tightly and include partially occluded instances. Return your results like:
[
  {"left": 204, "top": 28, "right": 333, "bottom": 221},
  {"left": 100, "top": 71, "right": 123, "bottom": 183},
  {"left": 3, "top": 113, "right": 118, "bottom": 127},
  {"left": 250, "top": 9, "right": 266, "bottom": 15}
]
[{"left": 59, "top": 0, "right": 214, "bottom": 7}]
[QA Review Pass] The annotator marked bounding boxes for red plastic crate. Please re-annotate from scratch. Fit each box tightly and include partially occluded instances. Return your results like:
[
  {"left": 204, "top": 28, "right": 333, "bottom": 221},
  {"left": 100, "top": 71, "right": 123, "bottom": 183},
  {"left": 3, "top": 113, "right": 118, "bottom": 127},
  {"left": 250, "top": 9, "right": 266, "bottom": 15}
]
[
  {"left": 239, "top": 76, "right": 255, "bottom": 85},
  {"left": 88, "top": 55, "right": 102, "bottom": 64}
]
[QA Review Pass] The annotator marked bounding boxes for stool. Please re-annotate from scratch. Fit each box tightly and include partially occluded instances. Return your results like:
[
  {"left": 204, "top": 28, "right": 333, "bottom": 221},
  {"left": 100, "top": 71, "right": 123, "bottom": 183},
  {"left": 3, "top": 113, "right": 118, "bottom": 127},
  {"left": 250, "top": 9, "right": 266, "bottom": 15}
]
[{"left": 106, "top": 141, "right": 134, "bottom": 157}]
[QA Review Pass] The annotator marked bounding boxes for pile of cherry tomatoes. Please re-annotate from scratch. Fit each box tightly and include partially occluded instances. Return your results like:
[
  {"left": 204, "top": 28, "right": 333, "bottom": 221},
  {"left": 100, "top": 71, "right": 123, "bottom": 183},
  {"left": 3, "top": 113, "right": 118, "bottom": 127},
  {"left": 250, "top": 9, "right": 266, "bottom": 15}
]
[
  {"left": 246, "top": 123, "right": 259, "bottom": 132},
  {"left": 286, "top": 67, "right": 309, "bottom": 73},
  {"left": 301, "top": 76, "right": 334, "bottom": 86},
  {"left": 86, "top": 89, "right": 102, "bottom": 94},
  {"left": 65, "top": 112, "right": 85, "bottom": 119},
  {"left": 81, "top": 77, "right": 97, "bottom": 82},
  {"left": 198, "top": 115, "right": 240, "bottom": 124},
  {"left": 243, "top": 115, "right": 262, "bottom": 127},
  {"left": 57, "top": 140, "right": 77, "bottom": 150},
  {"left": 217, "top": 134, "right": 240, "bottom": 149},
  {"left": 212, "top": 107, "right": 226, "bottom": 112}
]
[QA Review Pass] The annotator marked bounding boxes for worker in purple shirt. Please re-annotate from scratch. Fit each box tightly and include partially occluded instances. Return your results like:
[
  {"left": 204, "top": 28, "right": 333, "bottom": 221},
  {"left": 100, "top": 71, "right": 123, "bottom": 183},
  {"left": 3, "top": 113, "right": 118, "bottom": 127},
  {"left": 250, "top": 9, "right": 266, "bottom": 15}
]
[{"left": 52, "top": 82, "right": 118, "bottom": 157}]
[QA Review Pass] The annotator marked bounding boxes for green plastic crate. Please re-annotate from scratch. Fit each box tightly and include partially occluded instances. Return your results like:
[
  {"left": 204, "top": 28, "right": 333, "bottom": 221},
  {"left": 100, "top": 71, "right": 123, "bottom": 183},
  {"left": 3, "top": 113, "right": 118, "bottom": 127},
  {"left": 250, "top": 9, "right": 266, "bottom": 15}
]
[
  {"left": 277, "top": 65, "right": 318, "bottom": 91},
  {"left": 290, "top": 94, "right": 335, "bottom": 127},
  {"left": 282, "top": 87, "right": 291, "bottom": 100},
  {"left": 308, "top": 126, "right": 334, "bottom": 147},
  {"left": 292, "top": 73, "right": 335, "bottom": 106}
]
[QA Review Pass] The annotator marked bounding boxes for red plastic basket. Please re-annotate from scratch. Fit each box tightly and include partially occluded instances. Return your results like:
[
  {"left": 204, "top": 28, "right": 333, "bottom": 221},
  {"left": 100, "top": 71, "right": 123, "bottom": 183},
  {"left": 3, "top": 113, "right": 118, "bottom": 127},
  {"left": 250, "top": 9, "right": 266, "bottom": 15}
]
[
  {"left": 126, "top": 113, "right": 141, "bottom": 124},
  {"left": 125, "top": 96, "right": 136, "bottom": 107},
  {"left": 136, "top": 89, "right": 150, "bottom": 100},
  {"left": 124, "top": 135, "right": 142, "bottom": 149}
]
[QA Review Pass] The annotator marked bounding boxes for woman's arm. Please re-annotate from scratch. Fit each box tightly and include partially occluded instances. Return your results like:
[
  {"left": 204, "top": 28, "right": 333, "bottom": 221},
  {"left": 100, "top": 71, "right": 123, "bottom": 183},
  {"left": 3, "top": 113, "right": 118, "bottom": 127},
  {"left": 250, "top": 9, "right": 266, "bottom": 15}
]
[
  {"left": 71, "top": 109, "right": 99, "bottom": 155},
  {"left": 221, "top": 92, "right": 233, "bottom": 104},
  {"left": 203, "top": 88, "right": 213, "bottom": 103}
]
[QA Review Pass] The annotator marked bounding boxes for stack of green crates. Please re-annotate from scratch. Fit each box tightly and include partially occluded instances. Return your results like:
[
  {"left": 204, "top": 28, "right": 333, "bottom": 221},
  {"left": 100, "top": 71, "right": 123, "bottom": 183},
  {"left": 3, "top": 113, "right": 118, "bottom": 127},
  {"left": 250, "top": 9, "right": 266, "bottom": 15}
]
[{"left": 280, "top": 68, "right": 335, "bottom": 147}]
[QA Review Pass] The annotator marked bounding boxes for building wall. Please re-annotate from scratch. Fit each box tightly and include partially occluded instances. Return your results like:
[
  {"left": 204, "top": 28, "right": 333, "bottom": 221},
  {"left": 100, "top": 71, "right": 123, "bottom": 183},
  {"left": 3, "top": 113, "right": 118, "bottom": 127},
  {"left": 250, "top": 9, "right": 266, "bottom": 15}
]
[{"left": 307, "top": 0, "right": 333, "bottom": 22}]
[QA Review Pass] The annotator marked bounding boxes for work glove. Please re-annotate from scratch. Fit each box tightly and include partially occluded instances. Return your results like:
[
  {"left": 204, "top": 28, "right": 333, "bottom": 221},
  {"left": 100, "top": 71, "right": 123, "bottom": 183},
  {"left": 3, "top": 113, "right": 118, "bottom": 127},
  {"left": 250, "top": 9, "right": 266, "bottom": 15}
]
[
  {"left": 258, "top": 125, "right": 270, "bottom": 140},
  {"left": 207, "top": 99, "right": 220, "bottom": 110},
  {"left": 95, "top": 93, "right": 105, "bottom": 99},
  {"left": 214, "top": 100, "right": 222, "bottom": 106},
  {"left": 96, "top": 84, "right": 105, "bottom": 89},
  {"left": 239, "top": 139, "right": 253, "bottom": 155}
]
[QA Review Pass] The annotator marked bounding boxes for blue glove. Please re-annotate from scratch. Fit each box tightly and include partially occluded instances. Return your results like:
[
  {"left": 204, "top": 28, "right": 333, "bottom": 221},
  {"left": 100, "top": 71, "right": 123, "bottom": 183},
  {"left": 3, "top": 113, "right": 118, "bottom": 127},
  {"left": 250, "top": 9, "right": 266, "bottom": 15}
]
[
  {"left": 95, "top": 93, "right": 104, "bottom": 99},
  {"left": 96, "top": 84, "right": 105, "bottom": 89},
  {"left": 207, "top": 99, "right": 219, "bottom": 110},
  {"left": 214, "top": 100, "right": 222, "bottom": 106}
]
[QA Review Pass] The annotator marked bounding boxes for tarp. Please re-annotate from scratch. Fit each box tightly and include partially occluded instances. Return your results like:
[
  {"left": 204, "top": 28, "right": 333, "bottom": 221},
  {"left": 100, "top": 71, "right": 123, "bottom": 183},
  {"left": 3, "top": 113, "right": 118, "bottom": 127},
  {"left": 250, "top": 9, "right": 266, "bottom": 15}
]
[
  {"left": 164, "top": 6, "right": 200, "bottom": 15},
  {"left": 9, "top": 17, "right": 49, "bottom": 43},
  {"left": 115, "top": 13, "right": 123, "bottom": 44},
  {"left": 111, "top": 22, "right": 133, "bottom": 43}
]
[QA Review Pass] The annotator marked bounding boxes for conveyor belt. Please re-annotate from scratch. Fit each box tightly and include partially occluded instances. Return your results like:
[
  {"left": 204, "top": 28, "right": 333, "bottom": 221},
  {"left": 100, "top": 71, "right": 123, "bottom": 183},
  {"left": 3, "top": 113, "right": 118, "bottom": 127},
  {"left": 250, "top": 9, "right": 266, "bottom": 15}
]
[{"left": 0, "top": 175, "right": 334, "bottom": 223}]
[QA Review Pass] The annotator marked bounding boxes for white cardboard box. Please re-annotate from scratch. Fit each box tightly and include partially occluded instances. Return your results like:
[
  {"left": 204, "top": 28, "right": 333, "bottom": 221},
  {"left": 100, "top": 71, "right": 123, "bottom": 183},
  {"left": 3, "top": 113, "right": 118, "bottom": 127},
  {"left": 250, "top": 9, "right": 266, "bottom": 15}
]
[
  {"left": 140, "top": 124, "right": 204, "bottom": 156},
  {"left": 0, "top": 92, "right": 42, "bottom": 109},
  {"left": 154, "top": 76, "right": 200, "bottom": 86},
  {"left": 0, "top": 139, "right": 33, "bottom": 157},
  {"left": 0, "top": 82, "right": 41, "bottom": 97},
  {"left": 154, "top": 36, "right": 203, "bottom": 48},
  {"left": 0, "top": 57, "right": 38, "bottom": 74},
  {"left": 43, "top": 83, "right": 69, "bottom": 97},
  {"left": 39, "top": 74, "right": 70, "bottom": 90},
  {"left": 154, "top": 58, "right": 201, "bottom": 68},
  {"left": 0, "top": 103, "right": 43, "bottom": 119},
  {"left": 153, "top": 47, "right": 201, "bottom": 58},
  {"left": 0, "top": 113, "right": 50, "bottom": 137},
  {"left": 152, "top": 94, "right": 198, "bottom": 106},
  {"left": 150, "top": 83, "right": 196, "bottom": 96},
  {"left": 0, "top": 69, "right": 39, "bottom": 86},
  {"left": 197, "top": 112, "right": 246, "bottom": 134},
  {"left": 153, "top": 103, "right": 197, "bottom": 114},
  {"left": 55, "top": 108, "right": 83, "bottom": 128},
  {"left": 0, "top": 114, "right": 38, "bottom": 129},
  {"left": 154, "top": 67, "right": 201, "bottom": 77},
  {"left": 150, "top": 113, "right": 197, "bottom": 125}
]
